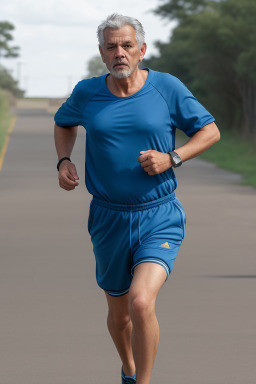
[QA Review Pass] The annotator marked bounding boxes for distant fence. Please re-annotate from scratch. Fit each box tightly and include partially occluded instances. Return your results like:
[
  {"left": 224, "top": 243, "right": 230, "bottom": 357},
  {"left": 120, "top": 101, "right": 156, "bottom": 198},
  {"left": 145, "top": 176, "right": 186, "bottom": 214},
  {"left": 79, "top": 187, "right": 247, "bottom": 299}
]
[{"left": 14, "top": 98, "right": 66, "bottom": 114}]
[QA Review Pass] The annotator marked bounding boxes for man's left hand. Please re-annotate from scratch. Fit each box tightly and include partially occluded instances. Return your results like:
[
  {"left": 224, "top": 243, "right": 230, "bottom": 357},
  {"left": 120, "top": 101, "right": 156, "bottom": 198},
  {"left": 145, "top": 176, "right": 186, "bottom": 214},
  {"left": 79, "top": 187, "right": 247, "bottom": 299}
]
[{"left": 138, "top": 150, "right": 172, "bottom": 176}]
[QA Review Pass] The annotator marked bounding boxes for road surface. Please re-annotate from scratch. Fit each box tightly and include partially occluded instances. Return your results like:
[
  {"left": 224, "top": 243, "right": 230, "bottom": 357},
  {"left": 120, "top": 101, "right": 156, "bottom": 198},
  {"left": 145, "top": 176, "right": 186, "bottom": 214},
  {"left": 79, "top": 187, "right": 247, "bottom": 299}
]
[{"left": 1, "top": 107, "right": 256, "bottom": 384}]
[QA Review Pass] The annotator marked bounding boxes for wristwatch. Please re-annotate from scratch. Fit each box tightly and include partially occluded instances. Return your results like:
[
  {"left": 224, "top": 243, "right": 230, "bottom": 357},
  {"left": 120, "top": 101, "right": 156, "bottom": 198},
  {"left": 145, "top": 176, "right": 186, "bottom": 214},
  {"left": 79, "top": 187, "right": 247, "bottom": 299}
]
[{"left": 168, "top": 151, "right": 182, "bottom": 168}]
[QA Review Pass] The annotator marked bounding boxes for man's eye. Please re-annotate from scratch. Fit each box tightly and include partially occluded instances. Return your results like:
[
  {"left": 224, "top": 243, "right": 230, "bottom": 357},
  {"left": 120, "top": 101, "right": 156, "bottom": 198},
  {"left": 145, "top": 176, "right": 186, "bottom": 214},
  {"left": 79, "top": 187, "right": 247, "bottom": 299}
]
[{"left": 107, "top": 45, "right": 131, "bottom": 50}]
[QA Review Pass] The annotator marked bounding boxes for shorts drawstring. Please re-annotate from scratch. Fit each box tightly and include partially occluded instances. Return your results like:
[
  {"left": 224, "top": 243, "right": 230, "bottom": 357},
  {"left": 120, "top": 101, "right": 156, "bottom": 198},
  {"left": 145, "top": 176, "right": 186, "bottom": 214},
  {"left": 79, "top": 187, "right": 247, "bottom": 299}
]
[{"left": 130, "top": 211, "right": 141, "bottom": 249}]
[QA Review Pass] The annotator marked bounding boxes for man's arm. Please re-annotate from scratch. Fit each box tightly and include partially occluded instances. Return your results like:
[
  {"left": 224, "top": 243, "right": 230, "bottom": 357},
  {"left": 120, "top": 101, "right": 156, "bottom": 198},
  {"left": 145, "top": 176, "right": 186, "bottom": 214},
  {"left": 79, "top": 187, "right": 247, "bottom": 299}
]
[
  {"left": 138, "top": 122, "right": 221, "bottom": 175},
  {"left": 173, "top": 121, "right": 220, "bottom": 162},
  {"left": 54, "top": 123, "right": 80, "bottom": 191}
]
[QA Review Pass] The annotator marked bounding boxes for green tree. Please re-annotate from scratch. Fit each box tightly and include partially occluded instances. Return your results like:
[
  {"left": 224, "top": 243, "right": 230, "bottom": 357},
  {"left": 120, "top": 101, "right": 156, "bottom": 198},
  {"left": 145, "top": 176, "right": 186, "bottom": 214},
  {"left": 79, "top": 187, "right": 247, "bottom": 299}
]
[
  {"left": 0, "top": 65, "right": 24, "bottom": 97},
  {"left": 217, "top": 0, "right": 256, "bottom": 138},
  {"left": 144, "top": 0, "right": 256, "bottom": 141},
  {"left": 0, "top": 21, "right": 23, "bottom": 97},
  {"left": 0, "top": 21, "right": 20, "bottom": 60},
  {"left": 153, "top": 0, "right": 216, "bottom": 21},
  {"left": 84, "top": 55, "right": 109, "bottom": 78}
]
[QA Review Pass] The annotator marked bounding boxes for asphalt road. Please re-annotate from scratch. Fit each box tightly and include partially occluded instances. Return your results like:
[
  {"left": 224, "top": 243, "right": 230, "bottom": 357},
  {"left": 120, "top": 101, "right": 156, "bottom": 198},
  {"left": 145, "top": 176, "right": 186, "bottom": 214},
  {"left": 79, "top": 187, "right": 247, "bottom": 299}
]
[{"left": 0, "top": 108, "right": 256, "bottom": 384}]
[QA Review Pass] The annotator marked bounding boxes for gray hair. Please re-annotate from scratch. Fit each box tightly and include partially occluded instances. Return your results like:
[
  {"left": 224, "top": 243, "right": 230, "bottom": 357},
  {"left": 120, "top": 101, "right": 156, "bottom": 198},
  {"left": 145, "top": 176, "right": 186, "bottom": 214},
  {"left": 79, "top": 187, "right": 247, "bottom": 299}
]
[{"left": 97, "top": 13, "right": 145, "bottom": 50}]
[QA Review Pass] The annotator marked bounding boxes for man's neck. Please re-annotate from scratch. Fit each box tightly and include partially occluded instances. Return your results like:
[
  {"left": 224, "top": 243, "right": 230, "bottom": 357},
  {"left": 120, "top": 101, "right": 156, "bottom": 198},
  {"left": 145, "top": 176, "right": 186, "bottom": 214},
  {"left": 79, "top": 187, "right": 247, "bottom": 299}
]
[{"left": 106, "top": 68, "right": 148, "bottom": 97}]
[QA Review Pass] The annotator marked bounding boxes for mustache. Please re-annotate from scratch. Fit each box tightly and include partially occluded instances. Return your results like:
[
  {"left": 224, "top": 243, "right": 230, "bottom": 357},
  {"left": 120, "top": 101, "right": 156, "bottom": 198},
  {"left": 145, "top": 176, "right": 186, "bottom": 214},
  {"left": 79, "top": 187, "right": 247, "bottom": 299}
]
[{"left": 113, "top": 60, "right": 129, "bottom": 67}]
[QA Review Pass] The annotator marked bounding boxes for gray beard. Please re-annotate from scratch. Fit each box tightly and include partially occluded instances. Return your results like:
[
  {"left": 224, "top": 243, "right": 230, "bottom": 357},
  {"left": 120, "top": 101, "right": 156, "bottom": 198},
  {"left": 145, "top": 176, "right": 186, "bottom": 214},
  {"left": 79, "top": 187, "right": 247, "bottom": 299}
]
[{"left": 110, "top": 64, "right": 138, "bottom": 79}]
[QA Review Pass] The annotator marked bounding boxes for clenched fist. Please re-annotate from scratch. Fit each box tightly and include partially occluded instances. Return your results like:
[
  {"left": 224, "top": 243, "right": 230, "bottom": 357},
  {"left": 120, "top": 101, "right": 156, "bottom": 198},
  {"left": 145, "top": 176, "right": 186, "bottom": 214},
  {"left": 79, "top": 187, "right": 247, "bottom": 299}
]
[
  {"left": 138, "top": 150, "right": 172, "bottom": 175},
  {"left": 58, "top": 160, "right": 79, "bottom": 191}
]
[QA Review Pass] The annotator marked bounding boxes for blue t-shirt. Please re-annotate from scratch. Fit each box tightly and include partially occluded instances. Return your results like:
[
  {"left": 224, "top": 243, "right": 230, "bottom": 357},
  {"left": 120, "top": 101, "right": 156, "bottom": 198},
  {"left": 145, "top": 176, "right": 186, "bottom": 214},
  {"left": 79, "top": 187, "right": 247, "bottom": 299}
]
[{"left": 54, "top": 67, "right": 215, "bottom": 204}]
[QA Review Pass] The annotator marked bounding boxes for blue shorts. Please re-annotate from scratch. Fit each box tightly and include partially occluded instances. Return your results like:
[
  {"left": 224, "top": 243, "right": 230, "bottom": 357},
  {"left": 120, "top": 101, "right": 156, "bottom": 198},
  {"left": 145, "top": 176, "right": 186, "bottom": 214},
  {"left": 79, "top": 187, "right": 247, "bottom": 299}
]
[{"left": 87, "top": 192, "right": 186, "bottom": 296}]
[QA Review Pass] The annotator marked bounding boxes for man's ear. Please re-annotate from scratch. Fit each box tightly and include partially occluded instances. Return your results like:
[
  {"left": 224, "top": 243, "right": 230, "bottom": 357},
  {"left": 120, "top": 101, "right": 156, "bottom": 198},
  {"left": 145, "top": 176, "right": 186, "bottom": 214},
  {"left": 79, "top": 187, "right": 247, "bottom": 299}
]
[
  {"left": 139, "top": 42, "right": 147, "bottom": 62},
  {"left": 99, "top": 45, "right": 105, "bottom": 63}
]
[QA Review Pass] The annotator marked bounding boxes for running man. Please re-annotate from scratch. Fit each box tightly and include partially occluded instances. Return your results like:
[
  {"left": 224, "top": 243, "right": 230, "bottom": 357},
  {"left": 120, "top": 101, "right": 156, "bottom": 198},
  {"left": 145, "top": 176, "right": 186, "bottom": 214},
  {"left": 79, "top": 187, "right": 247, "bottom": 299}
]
[{"left": 54, "top": 13, "right": 220, "bottom": 384}]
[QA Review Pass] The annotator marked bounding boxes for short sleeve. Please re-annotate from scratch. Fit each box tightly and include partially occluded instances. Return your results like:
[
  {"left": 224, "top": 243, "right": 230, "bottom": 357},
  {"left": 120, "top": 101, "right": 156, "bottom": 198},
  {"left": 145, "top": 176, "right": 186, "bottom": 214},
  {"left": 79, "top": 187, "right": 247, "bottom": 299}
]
[
  {"left": 170, "top": 78, "right": 215, "bottom": 137},
  {"left": 54, "top": 82, "right": 83, "bottom": 127}
]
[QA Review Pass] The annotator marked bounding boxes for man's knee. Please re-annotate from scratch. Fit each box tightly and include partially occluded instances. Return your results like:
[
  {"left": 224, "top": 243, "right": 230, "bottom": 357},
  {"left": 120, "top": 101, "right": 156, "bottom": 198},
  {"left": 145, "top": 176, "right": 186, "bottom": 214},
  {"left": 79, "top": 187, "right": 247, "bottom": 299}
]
[
  {"left": 128, "top": 292, "right": 155, "bottom": 323},
  {"left": 107, "top": 311, "right": 131, "bottom": 330}
]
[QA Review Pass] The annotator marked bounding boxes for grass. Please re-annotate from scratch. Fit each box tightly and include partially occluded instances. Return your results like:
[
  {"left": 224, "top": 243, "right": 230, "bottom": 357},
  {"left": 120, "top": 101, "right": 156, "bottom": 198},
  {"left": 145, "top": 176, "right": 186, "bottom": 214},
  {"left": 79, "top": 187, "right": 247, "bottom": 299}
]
[
  {"left": 177, "top": 128, "right": 256, "bottom": 189},
  {"left": 0, "top": 90, "right": 13, "bottom": 158}
]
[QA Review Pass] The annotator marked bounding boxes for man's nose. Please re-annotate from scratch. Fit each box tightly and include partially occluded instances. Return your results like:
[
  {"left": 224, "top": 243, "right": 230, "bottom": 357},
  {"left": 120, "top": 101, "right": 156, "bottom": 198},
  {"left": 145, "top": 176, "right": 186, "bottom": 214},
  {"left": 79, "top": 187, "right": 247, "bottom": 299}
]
[{"left": 115, "top": 46, "right": 125, "bottom": 58}]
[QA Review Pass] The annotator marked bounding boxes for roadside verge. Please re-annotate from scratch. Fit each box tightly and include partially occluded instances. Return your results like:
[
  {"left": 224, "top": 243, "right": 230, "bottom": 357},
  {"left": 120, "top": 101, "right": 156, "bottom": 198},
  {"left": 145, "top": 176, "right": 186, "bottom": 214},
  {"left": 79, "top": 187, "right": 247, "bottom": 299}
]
[
  {"left": 0, "top": 89, "right": 17, "bottom": 172},
  {"left": 0, "top": 115, "right": 17, "bottom": 171}
]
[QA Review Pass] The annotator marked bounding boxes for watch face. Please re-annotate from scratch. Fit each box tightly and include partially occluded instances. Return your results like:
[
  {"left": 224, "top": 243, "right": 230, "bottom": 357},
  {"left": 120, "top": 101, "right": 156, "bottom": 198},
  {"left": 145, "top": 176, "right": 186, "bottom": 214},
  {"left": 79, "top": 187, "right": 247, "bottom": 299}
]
[{"left": 170, "top": 152, "right": 182, "bottom": 167}]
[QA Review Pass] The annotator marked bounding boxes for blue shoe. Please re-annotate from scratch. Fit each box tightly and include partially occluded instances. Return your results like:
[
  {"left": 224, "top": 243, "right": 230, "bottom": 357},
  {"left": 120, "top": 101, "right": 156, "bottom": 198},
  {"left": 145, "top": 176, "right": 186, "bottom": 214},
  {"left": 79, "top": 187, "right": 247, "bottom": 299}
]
[{"left": 121, "top": 366, "right": 136, "bottom": 384}]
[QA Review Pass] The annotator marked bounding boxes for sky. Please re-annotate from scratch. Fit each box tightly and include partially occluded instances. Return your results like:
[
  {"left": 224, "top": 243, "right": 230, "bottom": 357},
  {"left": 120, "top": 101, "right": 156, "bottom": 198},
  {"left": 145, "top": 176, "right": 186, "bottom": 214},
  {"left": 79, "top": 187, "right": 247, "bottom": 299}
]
[{"left": 0, "top": 0, "right": 175, "bottom": 97}]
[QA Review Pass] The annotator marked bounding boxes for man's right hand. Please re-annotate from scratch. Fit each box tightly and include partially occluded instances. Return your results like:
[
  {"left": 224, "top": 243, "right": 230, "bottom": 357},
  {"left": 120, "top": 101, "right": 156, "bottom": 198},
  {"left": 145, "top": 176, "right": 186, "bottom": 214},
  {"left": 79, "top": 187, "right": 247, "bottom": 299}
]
[{"left": 58, "top": 160, "right": 79, "bottom": 191}]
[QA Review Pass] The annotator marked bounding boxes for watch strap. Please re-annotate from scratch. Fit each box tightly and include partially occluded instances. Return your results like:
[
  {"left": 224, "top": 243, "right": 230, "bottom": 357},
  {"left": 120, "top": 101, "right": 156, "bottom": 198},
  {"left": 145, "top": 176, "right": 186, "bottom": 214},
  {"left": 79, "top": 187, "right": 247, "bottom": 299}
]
[{"left": 57, "top": 157, "right": 71, "bottom": 171}]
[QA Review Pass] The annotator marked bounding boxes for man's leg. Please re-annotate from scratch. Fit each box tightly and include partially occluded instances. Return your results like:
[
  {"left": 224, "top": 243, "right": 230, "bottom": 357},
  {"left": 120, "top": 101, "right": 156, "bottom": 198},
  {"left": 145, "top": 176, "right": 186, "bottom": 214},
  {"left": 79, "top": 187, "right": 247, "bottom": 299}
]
[
  {"left": 105, "top": 291, "right": 136, "bottom": 377},
  {"left": 128, "top": 262, "right": 167, "bottom": 384}
]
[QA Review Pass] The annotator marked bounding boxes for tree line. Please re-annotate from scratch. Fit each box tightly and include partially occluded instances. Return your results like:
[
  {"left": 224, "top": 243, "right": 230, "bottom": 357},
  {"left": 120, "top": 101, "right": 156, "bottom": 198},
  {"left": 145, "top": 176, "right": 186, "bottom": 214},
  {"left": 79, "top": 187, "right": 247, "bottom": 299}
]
[
  {"left": 143, "top": 0, "right": 256, "bottom": 142},
  {"left": 0, "top": 21, "right": 23, "bottom": 97},
  {"left": 2, "top": 2, "right": 256, "bottom": 143}
]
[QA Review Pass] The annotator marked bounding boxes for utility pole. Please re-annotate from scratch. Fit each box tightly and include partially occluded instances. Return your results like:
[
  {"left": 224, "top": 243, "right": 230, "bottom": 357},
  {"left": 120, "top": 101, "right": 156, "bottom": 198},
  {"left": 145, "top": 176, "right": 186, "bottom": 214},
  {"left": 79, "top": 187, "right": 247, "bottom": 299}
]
[
  {"left": 16, "top": 61, "right": 27, "bottom": 88},
  {"left": 24, "top": 76, "right": 29, "bottom": 96}
]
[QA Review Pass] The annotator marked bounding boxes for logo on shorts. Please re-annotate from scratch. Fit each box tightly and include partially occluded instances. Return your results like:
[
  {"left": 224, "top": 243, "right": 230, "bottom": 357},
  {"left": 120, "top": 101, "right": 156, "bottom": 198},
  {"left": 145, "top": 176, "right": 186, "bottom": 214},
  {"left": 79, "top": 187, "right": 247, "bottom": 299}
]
[{"left": 160, "top": 242, "right": 170, "bottom": 249}]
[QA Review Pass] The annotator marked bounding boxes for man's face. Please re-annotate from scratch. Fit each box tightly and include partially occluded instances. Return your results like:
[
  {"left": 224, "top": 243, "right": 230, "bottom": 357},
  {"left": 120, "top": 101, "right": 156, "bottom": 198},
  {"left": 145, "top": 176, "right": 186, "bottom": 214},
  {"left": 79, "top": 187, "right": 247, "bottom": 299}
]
[{"left": 99, "top": 25, "right": 146, "bottom": 79}]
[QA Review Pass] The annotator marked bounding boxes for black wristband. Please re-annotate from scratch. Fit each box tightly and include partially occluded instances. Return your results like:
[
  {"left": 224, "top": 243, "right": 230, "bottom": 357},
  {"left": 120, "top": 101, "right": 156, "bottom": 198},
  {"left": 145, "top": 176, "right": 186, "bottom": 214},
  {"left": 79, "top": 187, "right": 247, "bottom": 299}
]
[{"left": 57, "top": 157, "right": 71, "bottom": 171}]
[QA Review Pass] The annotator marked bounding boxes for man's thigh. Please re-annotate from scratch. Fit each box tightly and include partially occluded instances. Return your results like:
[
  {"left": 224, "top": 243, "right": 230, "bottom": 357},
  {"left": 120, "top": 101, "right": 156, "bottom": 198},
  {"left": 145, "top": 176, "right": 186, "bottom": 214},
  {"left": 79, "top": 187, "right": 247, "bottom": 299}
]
[
  {"left": 105, "top": 262, "right": 166, "bottom": 317},
  {"left": 105, "top": 291, "right": 130, "bottom": 318},
  {"left": 129, "top": 262, "right": 167, "bottom": 303}
]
